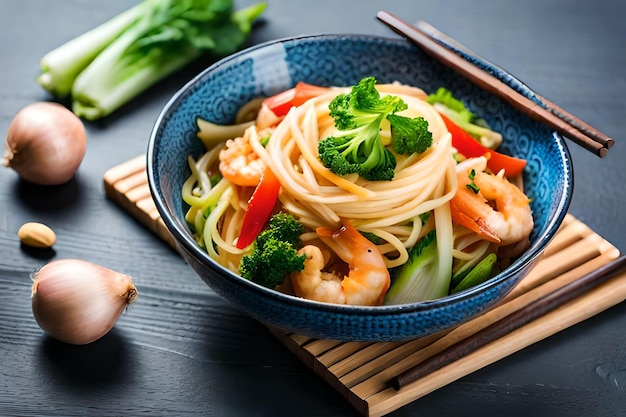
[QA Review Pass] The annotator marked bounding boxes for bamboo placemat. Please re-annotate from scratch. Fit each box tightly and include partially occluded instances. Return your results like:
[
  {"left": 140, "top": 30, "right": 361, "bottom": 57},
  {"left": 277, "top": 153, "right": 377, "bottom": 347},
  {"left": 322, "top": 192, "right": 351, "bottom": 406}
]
[{"left": 104, "top": 155, "right": 626, "bottom": 417}]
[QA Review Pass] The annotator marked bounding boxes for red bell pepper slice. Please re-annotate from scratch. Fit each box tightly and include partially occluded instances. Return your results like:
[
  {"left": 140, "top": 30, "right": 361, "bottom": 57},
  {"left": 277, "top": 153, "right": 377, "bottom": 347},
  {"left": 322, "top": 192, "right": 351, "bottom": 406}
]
[
  {"left": 485, "top": 147, "right": 527, "bottom": 177},
  {"left": 439, "top": 113, "right": 527, "bottom": 177},
  {"left": 263, "top": 82, "right": 331, "bottom": 117},
  {"left": 236, "top": 168, "right": 281, "bottom": 249}
]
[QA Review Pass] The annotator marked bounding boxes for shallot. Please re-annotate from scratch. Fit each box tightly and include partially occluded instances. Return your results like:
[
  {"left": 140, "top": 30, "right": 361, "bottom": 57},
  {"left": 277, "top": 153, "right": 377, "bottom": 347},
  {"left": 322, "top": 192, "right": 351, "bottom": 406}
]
[
  {"left": 31, "top": 258, "right": 137, "bottom": 345},
  {"left": 3, "top": 102, "right": 87, "bottom": 185}
]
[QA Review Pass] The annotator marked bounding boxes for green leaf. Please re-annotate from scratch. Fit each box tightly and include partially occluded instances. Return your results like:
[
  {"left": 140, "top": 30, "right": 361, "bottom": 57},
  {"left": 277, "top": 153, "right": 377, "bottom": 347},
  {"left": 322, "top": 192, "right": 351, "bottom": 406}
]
[{"left": 452, "top": 253, "right": 498, "bottom": 293}]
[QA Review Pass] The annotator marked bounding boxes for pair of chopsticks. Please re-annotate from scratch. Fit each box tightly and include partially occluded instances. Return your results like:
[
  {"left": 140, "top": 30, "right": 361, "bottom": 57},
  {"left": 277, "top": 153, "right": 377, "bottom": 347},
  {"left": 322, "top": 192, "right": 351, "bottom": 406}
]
[
  {"left": 387, "top": 255, "right": 626, "bottom": 391},
  {"left": 376, "top": 11, "right": 614, "bottom": 157}
]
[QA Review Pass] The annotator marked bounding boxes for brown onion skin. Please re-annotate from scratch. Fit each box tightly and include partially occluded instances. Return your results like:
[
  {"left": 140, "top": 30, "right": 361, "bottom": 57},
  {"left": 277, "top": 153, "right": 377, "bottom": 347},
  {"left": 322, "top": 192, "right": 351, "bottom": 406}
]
[{"left": 3, "top": 102, "right": 87, "bottom": 185}]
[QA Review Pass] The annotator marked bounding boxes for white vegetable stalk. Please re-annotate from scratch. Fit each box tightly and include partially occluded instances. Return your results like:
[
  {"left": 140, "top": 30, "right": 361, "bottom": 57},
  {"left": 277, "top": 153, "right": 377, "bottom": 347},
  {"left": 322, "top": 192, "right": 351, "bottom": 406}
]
[
  {"left": 37, "top": 4, "right": 145, "bottom": 98},
  {"left": 71, "top": 26, "right": 200, "bottom": 120},
  {"left": 383, "top": 179, "right": 454, "bottom": 305},
  {"left": 36, "top": 0, "right": 267, "bottom": 120}
]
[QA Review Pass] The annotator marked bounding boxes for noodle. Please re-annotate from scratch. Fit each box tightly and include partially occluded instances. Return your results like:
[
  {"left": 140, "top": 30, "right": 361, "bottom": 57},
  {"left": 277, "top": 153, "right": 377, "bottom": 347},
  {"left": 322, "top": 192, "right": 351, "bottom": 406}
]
[{"left": 254, "top": 94, "right": 455, "bottom": 231}]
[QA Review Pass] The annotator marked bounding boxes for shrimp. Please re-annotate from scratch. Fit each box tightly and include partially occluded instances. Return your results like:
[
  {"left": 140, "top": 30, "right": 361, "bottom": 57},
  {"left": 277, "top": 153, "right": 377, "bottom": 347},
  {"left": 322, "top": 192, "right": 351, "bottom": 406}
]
[
  {"left": 218, "top": 128, "right": 266, "bottom": 187},
  {"left": 450, "top": 166, "right": 533, "bottom": 246},
  {"left": 291, "top": 219, "right": 390, "bottom": 306}
]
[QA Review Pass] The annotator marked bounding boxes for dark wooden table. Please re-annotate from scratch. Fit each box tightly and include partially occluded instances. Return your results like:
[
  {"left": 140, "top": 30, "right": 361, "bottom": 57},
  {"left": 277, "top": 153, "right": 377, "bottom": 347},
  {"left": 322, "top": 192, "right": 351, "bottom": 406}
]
[{"left": 2, "top": 1, "right": 625, "bottom": 416}]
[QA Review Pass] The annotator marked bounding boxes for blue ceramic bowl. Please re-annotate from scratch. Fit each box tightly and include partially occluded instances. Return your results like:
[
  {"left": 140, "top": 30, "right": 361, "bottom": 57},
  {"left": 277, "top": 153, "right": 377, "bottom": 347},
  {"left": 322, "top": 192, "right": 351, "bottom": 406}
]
[{"left": 147, "top": 34, "right": 573, "bottom": 342}]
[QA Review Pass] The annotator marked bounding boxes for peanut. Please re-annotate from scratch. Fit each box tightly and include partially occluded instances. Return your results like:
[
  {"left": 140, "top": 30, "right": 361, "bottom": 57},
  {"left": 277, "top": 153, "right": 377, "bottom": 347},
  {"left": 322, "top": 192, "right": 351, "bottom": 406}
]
[{"left": 18, "top": 222, "right": 56, "bottom": 248}]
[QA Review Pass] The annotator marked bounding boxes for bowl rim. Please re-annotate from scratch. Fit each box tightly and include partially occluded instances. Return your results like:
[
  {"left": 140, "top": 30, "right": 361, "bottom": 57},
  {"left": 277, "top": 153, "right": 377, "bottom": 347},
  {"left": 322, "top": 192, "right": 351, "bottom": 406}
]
[{"left": 147, "top": 33, "right": 573, "bottom": 315}]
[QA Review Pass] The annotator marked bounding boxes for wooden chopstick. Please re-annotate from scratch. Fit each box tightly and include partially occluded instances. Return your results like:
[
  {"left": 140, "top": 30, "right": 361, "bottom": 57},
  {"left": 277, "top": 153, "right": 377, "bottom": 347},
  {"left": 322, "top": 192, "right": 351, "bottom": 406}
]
[
  {"left": 413, "top": 20, "right": 614, "bottom": 150},
  {"left": 376, "top": 11, "right": 613, "bottom": 157},
  {"left": 388, "top": 255, "right": 626, "bottom": 391}
]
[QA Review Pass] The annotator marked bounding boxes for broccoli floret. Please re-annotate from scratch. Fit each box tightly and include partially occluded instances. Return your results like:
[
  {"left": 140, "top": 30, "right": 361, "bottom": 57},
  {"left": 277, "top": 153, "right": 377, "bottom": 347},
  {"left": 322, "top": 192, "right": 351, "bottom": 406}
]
[
  {"left": 387, "top": 114, "right": 432, "bottom": 154},
  {"left": 318, "top": 133, "right": 397, "bottom": 181},
  {"left": 262, "top": 212, "right": 304, "bottom": 245},
  {"left": 239, "top": 213, "right": 306, "bottom": 289},
  {"left": 318, "top": 76, "right": 433, "bottom": 181}
]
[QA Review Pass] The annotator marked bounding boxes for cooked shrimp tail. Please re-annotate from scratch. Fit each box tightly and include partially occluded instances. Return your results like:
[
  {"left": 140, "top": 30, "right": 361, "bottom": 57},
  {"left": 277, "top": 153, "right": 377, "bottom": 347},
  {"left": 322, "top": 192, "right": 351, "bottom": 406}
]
[
  {"left": 291, "top": 219, "right": 390, "bottom": 306},
  {"left": 451, "top": 163, "right": 533, "bottom": 246},
  {"left": 450, "top": 185, "right": 502, "bottom": 244}
]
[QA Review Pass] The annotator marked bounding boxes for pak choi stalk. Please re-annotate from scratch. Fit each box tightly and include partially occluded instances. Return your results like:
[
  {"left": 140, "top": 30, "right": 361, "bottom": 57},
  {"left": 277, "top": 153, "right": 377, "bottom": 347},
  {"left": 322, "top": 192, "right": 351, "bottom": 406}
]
[
  {"left": 384, "top": 186, "right": 454, "bottom": 304},
  {"left": 37, "top": 3, "right": 145, "bottom": 98},
  {"left": 37, "top": 0, "right": 266, "bottom": 120}
]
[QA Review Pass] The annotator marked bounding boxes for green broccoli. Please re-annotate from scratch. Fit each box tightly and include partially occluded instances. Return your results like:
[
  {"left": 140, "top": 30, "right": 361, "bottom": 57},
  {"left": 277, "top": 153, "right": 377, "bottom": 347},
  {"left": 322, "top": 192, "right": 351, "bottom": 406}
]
[
  {"left": 318, "top": 132, "right": 397, "bottom": 181},
  {"left": 387, "top": 114, "right": 432, "bottom": 154},
  {"left": 426, "top": 87, "right": 502, "bottom": 149},
  {"left": 318, "top": 76, "right": 433, "bottom": 181},
  {"left": 239, "top": 212, "right": 306, "bottom": 289}
]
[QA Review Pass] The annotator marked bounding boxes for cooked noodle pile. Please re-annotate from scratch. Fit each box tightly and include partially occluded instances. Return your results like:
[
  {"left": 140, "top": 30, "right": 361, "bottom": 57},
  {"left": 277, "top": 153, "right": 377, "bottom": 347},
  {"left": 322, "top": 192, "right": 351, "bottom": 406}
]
[
  {"left": 254, "top": 90, "right": 456, "bottom": 267},
  {"left": 182, "top": 82, "right": 532, "bottom": 305}
]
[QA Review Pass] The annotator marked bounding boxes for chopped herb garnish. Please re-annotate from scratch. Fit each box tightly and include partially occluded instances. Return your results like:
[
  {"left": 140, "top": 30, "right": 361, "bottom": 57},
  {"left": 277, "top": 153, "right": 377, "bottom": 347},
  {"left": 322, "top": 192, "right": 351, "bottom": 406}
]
[
  {"left": 466, "top": 169, "right": 480, "bottom": 194},
  {"left": 260, "top": 135, "right": 271, "bottom": 147},
  {"left": 360, "top": 231, "right": 383, "bottom": 245},
  {"left": 466, "top": 183, "right": 480, "bottom": 194}
]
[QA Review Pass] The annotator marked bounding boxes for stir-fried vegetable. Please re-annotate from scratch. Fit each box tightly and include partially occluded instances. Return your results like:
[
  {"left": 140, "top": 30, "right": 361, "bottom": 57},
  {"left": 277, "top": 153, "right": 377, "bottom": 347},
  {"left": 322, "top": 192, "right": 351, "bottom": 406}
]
[
  {"left": 263, "top": 82, "right": 331, "bottom": 117},
  {"left": 451, "top": 253, "right": 498, "bottom": 294},
  {"left": 383, "top": 230, "right": 444, "bottom": 304},
  {"left": 440, "top": 113, "right": 527, "bottom": 177},
  {"left": 427, "top": 87, "right": 526, "bottom": 176},
  {"left": 239, "top": 213, "right": 306, "bottom": 289},
  {"left": 318, "top": 76, "right": 433, "bottom": 181},
  {"left": 236, "top": 168, "right": 281, "bottom": 249},
  {"left": 38, "top": 0, "right": 266, "bottom": 120},
  {"left": 427, "top": 87, "right": 503, "bottom": 149}
]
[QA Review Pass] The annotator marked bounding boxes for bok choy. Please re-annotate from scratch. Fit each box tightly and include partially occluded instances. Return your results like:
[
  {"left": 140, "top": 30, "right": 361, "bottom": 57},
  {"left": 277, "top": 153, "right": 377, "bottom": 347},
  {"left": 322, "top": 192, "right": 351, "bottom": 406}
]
[
  {"left": 384, "top": 202, "right": 454, "bottom": 305},
  {"left": 383, "top": 230, "right": 442, "bottom": 304},
  {"left": 37, "top": 0, "right": 266, "bottom": 120}
]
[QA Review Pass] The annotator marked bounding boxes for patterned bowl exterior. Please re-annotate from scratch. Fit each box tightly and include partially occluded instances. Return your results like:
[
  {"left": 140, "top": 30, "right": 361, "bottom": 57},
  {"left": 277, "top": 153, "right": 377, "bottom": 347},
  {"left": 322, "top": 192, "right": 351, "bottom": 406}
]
[{"left": 147, "top": 34, "right": 573, "bottom": 342}]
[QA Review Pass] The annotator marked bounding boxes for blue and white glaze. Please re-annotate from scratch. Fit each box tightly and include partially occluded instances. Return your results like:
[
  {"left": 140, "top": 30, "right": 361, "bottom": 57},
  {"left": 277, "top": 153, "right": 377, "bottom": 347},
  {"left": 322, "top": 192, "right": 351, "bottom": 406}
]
[{"left": 147, "top": 35, "right": 573, "bottom": 342}]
